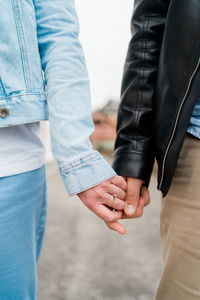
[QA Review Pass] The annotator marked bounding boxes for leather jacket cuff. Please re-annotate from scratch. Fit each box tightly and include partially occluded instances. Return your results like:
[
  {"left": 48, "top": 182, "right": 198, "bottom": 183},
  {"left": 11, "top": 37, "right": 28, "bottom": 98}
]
[{"left": 112, "top": 151, "right": 155, "bottom": 188}]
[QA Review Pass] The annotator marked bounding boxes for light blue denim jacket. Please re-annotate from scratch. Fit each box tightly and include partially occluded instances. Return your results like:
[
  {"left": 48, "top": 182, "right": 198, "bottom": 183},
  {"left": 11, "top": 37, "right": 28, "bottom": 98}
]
[{"left": 0, "top": 0, "right": 116, "bottom": 195}]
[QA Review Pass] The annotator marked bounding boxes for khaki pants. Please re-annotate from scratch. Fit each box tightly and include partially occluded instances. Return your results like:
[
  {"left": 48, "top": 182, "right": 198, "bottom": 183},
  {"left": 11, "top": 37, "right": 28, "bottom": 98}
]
[{"left": 155, "top": 132, "right": 200, "bottom": 300}]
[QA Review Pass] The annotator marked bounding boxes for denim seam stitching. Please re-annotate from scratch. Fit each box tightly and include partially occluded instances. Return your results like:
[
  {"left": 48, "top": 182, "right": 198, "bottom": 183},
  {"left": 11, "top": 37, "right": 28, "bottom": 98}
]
[
  {"left": 11, "top": 0, "right": 32, "bottom": 91},
  {"left": 36, "top": 169, "right": 47, "bottom": 243},
  {"left": 0, "top": 78, "right": 7, "bottom": 97},
  {"left": 0, "top": 81, "right": 4, "bottom": 98},
  {"left": 60, "top": 152, "right": 99, "bottom": 173},
  {"left": 0, "top": 92, "right": 46, "bottom": 101}
]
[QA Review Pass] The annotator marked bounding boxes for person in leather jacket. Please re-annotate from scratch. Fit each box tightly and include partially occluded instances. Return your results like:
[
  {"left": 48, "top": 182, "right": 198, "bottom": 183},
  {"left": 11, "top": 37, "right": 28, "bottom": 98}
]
[{"left": 112, "top": 0, "right": 200, "bottom": 298}]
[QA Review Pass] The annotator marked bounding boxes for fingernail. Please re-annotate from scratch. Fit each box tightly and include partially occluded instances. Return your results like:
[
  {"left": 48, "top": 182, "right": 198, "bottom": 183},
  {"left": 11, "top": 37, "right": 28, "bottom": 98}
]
[{"left": 126, "top": 205, "right": 136, "bottom": 214}]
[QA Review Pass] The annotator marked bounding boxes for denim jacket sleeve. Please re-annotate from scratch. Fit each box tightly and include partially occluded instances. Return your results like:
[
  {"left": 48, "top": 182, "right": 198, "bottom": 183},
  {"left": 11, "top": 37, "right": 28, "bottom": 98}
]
[{"left": 33, "top": 0, "right": 116, "bottom": 196}]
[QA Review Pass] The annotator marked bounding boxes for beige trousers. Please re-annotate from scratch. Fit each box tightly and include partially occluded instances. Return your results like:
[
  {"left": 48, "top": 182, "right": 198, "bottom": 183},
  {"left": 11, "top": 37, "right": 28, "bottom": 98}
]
[{"left": 155, "top": 132, "right": 200, "bottom": 300}]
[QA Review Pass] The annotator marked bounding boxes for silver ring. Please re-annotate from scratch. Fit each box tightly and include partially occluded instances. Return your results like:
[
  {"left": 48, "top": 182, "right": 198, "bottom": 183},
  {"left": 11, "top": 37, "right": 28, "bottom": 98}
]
[
  {"left": 112, "top": 192, "right": 119, "bottom": 199},
  {"left": 110, "top": 192, "right": 119, "bottom": 207}
]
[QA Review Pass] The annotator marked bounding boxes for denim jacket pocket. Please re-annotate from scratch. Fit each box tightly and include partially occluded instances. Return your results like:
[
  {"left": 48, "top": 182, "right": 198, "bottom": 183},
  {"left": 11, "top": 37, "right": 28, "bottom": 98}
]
[{"left": 0, "top": 0, "right": 44, "bottom": 96}]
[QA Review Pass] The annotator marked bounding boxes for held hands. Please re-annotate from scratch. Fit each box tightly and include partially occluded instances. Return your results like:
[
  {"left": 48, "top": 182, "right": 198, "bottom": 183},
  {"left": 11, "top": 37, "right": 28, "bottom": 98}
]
[{"left": 77, "top": 176, "right": 150, "bottom": 235}]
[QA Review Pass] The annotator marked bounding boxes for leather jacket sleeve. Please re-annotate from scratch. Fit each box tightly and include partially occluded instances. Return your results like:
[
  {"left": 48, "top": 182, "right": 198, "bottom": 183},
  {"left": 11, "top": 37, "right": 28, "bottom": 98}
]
[{"left": 112, "top": 0, "right": 170, "bottom": 188}]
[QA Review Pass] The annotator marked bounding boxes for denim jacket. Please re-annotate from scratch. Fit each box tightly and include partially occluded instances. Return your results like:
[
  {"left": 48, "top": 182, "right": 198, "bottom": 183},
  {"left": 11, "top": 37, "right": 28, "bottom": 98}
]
[{"left": 0, "top": 0, "right": 116, "bottom": 195}]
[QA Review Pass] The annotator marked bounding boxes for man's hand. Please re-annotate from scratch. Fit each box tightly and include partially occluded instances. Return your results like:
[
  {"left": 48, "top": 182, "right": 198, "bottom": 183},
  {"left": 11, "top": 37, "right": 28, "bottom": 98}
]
[
  {"left": 77, "top": 175, "right": 127, "bottom": 235},
  {"left": 123, "top": 177, "right": 150, "bottom": 218}
]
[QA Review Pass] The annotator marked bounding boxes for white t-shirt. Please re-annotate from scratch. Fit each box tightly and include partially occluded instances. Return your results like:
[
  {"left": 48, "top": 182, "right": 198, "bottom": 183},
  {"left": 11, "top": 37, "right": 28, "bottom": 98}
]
[{"left": 0, "top": 122, "right": 46, "bottom": 177}]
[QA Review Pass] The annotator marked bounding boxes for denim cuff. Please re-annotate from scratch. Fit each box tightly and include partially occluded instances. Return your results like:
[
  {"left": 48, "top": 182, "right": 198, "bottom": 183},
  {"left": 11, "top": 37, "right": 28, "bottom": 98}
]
[{"left": 59, "top": 151, "right": 117, "bottom": 196}]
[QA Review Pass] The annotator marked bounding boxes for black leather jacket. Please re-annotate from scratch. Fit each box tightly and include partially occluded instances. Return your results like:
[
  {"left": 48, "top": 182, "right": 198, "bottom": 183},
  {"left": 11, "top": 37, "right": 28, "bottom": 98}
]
[{"left": 112, "top": 0, "right": 200, "bottom": 197}]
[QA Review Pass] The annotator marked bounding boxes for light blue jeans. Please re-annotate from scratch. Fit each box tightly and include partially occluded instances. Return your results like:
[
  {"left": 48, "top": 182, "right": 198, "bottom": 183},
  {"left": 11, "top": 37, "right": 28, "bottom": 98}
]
[{"left": 0, "top": 165, "right": 47, "bottom": 300}]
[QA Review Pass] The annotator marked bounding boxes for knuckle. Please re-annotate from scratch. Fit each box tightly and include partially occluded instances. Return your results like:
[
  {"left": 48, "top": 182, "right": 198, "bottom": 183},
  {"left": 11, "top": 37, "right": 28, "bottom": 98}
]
[
  {"left": 115, "top": 175, "right": 123, "bottom": 186},
  {"left": 118, "top": 176, "right": 124, "bottom": 184},
  {"left": 94, "top": 188, "right": 103, "bottom": 198},
  {"left": 110, "top": 175, "right": 117, "bottom": 181},
  {"left": 112, "top": 177, "right": 119, "bottom": 186},
  {"left": 101, "top": 181, "right": 110, "bottom": 189}
]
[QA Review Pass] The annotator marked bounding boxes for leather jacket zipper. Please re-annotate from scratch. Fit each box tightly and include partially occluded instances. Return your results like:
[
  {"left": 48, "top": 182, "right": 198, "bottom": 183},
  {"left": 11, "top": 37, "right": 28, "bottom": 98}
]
[{"left": 158, "top": 57, "right": 200, "bottom": 191}]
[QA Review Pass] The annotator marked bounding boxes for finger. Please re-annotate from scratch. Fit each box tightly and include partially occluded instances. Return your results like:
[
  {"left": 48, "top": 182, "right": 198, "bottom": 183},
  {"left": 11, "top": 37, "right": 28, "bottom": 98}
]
[
  {"left": 105, "top": 221, "right": 126, "bottom": 235},
  {"left": 92, "top": 204, "right": 123, "bottom": 223},
  {"left": 104, "top": 194, "right": 125, "bottom": 211},
  {"left": 121, "top": 195, "right": 146, "bottom": 219},
  {"left": 109, "top": 175, "right": 127, "bottom": 192},
  {"left": 124, "top": 178, "right": 144, "bottom": 217},
  {"left": 122, "top": 200, "right": 144, "bottom": 219},
  {"left": 105, "top": 183, "right": 126, "bottom": 200},
  {"left": 121, "top": 187, "right": 150, "bottom": 218},
  {"left": 140, "top": 185, "right": 150, "bottom": 207}
]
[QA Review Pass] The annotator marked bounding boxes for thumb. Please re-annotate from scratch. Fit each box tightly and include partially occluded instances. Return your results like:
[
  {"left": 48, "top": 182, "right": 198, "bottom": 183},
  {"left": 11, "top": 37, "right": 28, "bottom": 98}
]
[{"left": 124, "top": 177, "right": 144, "bottom": 216}]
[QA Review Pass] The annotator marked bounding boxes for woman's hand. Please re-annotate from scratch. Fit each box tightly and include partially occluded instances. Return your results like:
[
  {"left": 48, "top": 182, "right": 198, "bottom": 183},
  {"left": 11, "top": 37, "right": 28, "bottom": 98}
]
[{"left": 77, "top": 175, "right": 127, "bottom": 235}]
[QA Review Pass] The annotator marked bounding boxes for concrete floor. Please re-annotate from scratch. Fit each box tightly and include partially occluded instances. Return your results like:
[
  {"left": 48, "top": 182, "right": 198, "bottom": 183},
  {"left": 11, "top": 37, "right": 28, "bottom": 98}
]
[{"left": 37, "top": 157, "right": 162, "bottom": 300}]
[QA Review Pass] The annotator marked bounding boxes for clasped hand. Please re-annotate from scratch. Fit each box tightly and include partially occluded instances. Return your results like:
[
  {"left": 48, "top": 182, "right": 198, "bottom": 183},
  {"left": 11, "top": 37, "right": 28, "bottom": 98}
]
[{"left": 77, "top": 175, "right": 150, "bottom": 235}]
